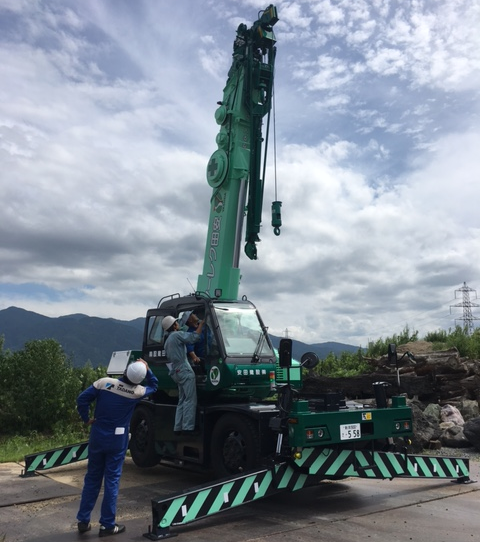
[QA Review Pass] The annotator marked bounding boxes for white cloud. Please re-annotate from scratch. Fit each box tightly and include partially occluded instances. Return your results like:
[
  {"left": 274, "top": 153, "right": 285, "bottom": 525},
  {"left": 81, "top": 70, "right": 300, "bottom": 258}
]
[
  {"left": 1, "top": 0, "right": 480, "bottom": 348},
  {"left": 306, "top": 55, "right": 355, "bottom": 90}
]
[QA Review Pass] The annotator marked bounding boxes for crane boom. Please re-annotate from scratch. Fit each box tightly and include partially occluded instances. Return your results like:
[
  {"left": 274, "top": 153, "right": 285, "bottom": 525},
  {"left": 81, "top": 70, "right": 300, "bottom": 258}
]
[{"left": 197, "top": 5, "right": 279, "bottom": 300}]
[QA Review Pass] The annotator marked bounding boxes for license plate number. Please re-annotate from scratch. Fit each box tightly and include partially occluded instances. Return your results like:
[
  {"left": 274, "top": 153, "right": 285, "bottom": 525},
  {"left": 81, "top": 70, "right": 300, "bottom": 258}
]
[{"left": 340, "top": 423, "right": 361, "bottom": 440}]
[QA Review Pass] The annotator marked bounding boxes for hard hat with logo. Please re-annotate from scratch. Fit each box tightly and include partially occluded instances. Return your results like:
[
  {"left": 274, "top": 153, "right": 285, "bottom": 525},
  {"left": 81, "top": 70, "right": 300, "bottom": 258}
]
[
  {"left": 126, "top": 361, "right": 147, "bottom": 384},
  {"left": 162, "top": 315, "right": 177, "bottom": 331}
]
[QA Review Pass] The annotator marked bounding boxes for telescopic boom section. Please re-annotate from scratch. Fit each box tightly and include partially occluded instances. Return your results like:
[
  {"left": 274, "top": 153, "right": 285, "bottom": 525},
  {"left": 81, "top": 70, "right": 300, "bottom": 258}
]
[{"left": 197, "top": 5, "right": 279, "bottom": 301}]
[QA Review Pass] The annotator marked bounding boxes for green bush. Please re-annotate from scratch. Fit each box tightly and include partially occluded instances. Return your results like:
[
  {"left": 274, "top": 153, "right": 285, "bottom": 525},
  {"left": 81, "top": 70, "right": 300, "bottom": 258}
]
[
  {"left": 0, "top": 338, "right": 74, "bottom": 432},
  {"left": 424, "top": 329, "right": 448, "bottom": 343},
  {"left": 444, "top": 326, "right": 480, "bottom": 358},
  {"left": 0, "top": 337, "right": 105, "bottom": 436},
  {"left": 364, "top": 325, "right": 418, "bottom": 358},
  {"left": 312, "top": 349, "right": 371, "bottom": 378}
]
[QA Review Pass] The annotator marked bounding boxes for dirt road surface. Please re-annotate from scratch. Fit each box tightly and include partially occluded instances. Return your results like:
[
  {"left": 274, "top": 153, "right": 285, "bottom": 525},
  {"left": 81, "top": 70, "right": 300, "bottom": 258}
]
[{"left": 1, "top": 456, "right": 479, "bottom": 542}]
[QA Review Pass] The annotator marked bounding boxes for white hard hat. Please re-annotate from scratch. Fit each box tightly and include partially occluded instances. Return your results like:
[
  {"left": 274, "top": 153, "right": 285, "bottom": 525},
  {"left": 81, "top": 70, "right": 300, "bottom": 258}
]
[
  {"left": 162, "top": 315, "right": 177, "bottom": 331},
  {"left": 126, "top": 361, "right": 147, "bottom": 384}
]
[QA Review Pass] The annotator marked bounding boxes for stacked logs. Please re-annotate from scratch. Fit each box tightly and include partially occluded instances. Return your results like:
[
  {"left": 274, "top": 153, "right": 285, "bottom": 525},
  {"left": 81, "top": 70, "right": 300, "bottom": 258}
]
[{"left": 302, "top": 345, "right": 480, "bottom": 404}]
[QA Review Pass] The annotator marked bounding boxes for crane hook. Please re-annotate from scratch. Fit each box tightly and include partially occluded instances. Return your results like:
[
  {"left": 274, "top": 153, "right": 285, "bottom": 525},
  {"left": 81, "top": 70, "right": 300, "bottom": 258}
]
[{"left": 271, "top": 200, "right": 282, "bottom": 236}]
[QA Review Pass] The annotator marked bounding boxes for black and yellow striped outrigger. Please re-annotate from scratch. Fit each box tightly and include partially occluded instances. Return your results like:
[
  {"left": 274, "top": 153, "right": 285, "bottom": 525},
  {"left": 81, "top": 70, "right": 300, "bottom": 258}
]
[
  {"left": 21, "top": 441, "right": 89, "bottom": 477},
  {"left": 144, "top": 446, "right": 470, "bottom": 540}
]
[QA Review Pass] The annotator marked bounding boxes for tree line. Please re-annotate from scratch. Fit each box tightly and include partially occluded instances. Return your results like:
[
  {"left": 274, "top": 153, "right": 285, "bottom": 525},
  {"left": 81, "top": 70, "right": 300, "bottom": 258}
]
[
  {"left": 0, "top": 336, "right": 105, "bottom": 435},
  {"left": 311, "top": 325, "right": 480, "bottom": 378}
]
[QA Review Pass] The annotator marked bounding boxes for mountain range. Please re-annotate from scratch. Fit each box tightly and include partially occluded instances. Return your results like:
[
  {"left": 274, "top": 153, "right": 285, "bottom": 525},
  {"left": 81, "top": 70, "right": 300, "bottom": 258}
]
[{"left": 0, "top": 306, "right": 361, "bottom": 367}]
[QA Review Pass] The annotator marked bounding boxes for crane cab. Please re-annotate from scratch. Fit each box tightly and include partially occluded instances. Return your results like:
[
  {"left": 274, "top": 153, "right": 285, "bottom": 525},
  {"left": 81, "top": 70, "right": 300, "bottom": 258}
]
[{"left": 141, "top": 294, "right": 290, "bottom": 403}]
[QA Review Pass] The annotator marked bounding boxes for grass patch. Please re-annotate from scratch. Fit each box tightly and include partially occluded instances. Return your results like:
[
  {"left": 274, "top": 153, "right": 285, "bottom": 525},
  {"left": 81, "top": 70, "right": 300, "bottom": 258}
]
[{"left": 0, "top": 428, "right": 88, "bottom": 463}]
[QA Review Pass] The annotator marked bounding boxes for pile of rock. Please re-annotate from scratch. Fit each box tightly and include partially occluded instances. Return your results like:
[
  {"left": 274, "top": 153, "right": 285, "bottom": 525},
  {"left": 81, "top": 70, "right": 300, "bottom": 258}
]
[{"left": 410, "top": 401, "right": 480, "bottom": 452}]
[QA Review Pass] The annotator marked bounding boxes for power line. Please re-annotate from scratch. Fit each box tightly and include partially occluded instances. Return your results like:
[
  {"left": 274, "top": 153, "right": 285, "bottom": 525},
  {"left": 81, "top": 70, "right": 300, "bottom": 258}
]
[{"left": 450, "top": 281, "right": 480, "bottom": 334}]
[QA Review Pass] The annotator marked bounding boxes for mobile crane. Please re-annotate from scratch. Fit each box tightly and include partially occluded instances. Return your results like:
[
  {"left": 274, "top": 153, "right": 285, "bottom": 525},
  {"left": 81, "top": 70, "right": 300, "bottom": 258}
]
[
  {"left": 107, "top": 4, "right": 295, "bottom": 478},
  {"left": 101, "top": 5, "right": 471, "bottom": 539}
]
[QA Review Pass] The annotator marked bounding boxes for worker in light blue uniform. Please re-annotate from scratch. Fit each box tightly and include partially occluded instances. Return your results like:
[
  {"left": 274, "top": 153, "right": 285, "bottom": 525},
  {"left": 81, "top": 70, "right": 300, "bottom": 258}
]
[
  {"left": 162, "top": 315, "right": 204, "bottom": 434},
  {"left": 76, "top": 359, "right": 158, "bottom": 537}
]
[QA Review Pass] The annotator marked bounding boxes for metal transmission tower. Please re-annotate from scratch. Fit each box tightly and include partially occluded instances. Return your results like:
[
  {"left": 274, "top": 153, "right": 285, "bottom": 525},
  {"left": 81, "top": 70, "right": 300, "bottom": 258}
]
[{"left": 450, "top": 282, "right": 480, "bottom": 334}]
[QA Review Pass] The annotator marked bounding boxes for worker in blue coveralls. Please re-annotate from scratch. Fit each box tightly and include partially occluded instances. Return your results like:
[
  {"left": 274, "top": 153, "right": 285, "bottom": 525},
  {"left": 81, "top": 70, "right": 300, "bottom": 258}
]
[
  {"left": 76, "top": 359, "right": 158, "bottom": 537},
  {"left": 162, "top": 314, "right": 204, "bottom": 435},
  {"left": 181, "top": 311, "right": 202, "bottom": 364},
  {"left": 181, "top": 311, "right": 212, "bottom": 365}
]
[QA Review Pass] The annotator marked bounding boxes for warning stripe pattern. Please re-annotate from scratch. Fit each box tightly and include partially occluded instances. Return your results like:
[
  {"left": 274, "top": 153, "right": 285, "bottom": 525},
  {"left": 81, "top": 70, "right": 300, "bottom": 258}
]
[
  {"left": 153, "top": 468, "right": 279, "bottom": 529},
  {"left": 23, "top": 441, "right": 89, "bottom": 475},
  {"left": 295, "top": 447, "right": 469, "bottom": 481},
  {"left": 150, "top": 447, "right": 470, "bottom": 535}
]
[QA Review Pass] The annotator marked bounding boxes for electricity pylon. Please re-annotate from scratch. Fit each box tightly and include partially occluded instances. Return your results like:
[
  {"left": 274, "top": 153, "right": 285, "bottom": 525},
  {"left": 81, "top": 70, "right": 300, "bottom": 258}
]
[{"left": 450, "top": 282, "right": 480, "bottom": 334}]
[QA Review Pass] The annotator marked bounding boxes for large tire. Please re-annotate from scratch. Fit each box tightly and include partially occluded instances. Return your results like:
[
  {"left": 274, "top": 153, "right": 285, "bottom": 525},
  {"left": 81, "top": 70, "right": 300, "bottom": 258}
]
[
  {"left": 129, "top": 406, "right": 158, "bottom": 468},
  {"left": 210, "top": 414, "right": 261, "bottom": 478}
]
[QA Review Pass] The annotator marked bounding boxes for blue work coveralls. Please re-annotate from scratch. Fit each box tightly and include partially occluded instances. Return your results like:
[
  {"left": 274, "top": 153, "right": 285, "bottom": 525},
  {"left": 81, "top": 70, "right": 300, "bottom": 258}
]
[
  {"left": 76, "top": 370, "right": 158, "bottom": 529},
  {"left": 186, "top": 324, "right": 212, "bottom": 359},
  {"left": 165, "top": 330, "right": 201, "bottom": 431}
]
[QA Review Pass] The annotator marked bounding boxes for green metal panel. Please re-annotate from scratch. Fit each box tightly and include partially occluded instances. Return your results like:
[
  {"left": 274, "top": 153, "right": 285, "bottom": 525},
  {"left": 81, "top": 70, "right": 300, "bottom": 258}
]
[
  {"left": 275, "top": 363, "right": 302, "bottom": 387},
  {"left": 288, "top": 403, "right": 413, "bottom": 447}
]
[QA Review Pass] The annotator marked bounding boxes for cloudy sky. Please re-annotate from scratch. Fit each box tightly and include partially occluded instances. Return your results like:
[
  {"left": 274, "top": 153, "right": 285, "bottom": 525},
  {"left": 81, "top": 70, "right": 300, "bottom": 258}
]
[{"left": 1, "top": 0, "right": 480, "bottom": 347}]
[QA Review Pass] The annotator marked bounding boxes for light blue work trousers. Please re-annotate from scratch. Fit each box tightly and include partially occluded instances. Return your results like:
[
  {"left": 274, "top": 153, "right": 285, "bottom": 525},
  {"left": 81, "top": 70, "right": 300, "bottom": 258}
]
[{"left": 170, "top": 365, "right": 197, "bottom": 431}]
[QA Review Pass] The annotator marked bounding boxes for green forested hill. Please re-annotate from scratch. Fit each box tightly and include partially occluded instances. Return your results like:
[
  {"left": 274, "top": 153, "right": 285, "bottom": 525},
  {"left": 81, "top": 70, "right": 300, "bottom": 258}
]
[
  {"left": 0, "top": 306, "right": 144, "bottom": 367},
  {"left": 0, "top": 306, "right": 361, "bottom": 367}
]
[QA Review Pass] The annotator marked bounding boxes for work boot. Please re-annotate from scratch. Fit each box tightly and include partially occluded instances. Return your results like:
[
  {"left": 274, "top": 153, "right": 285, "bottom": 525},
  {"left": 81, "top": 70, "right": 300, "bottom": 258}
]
[
  {"left": 99, "top": 524, "right": 126, "bottom": 537},
  {"left": 77, "top": 521, "right": 91, "bottom": 533}
]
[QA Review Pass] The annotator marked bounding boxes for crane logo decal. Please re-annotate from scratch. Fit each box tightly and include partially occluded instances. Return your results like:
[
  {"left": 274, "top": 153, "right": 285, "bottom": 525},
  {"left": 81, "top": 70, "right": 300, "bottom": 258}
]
[
  {"left": 209, "top": 366, "right": 221, "bottom": 386},
  {"left": 206, "top": 149, "right": 228, "bottom": 188}
]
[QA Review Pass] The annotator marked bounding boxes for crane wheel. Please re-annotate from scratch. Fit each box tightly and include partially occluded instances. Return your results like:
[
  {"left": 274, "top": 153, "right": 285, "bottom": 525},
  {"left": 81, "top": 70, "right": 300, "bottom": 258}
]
[
  {"left": 210, "top": 414, "right": 261, "bottom": 478},
  {"left": 129, "top": 406, "right": 158, "bottom": 468}
]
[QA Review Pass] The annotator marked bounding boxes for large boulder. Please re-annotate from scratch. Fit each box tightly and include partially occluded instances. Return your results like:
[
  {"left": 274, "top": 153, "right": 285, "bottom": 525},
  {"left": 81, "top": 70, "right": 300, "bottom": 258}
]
[
  {"left": 410, "top": 401, "right": 474, "bottom": 449},
  {"left": 463, "top": 417, "right": 480, "bottom": 451},
  {"left": 440, "top": 404, "right": 464, "bottom": 426},
  {"left": 440, "top": 424, "right": 470, "bottom": 447},
  {"left": 409, "top": 402, "right": 438, "bottom": 452},
  {"left": 423, "top": 403, "right": 441, "bottom": 421},
  {"left": 459, "top": 399, "right": 479, "bottom": 421}
]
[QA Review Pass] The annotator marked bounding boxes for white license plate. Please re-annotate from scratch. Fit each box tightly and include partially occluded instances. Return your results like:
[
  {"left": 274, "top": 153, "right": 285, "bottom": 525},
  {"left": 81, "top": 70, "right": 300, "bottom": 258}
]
[{"left": 340, "top": 423, "right": 361, "bottom": 440}]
